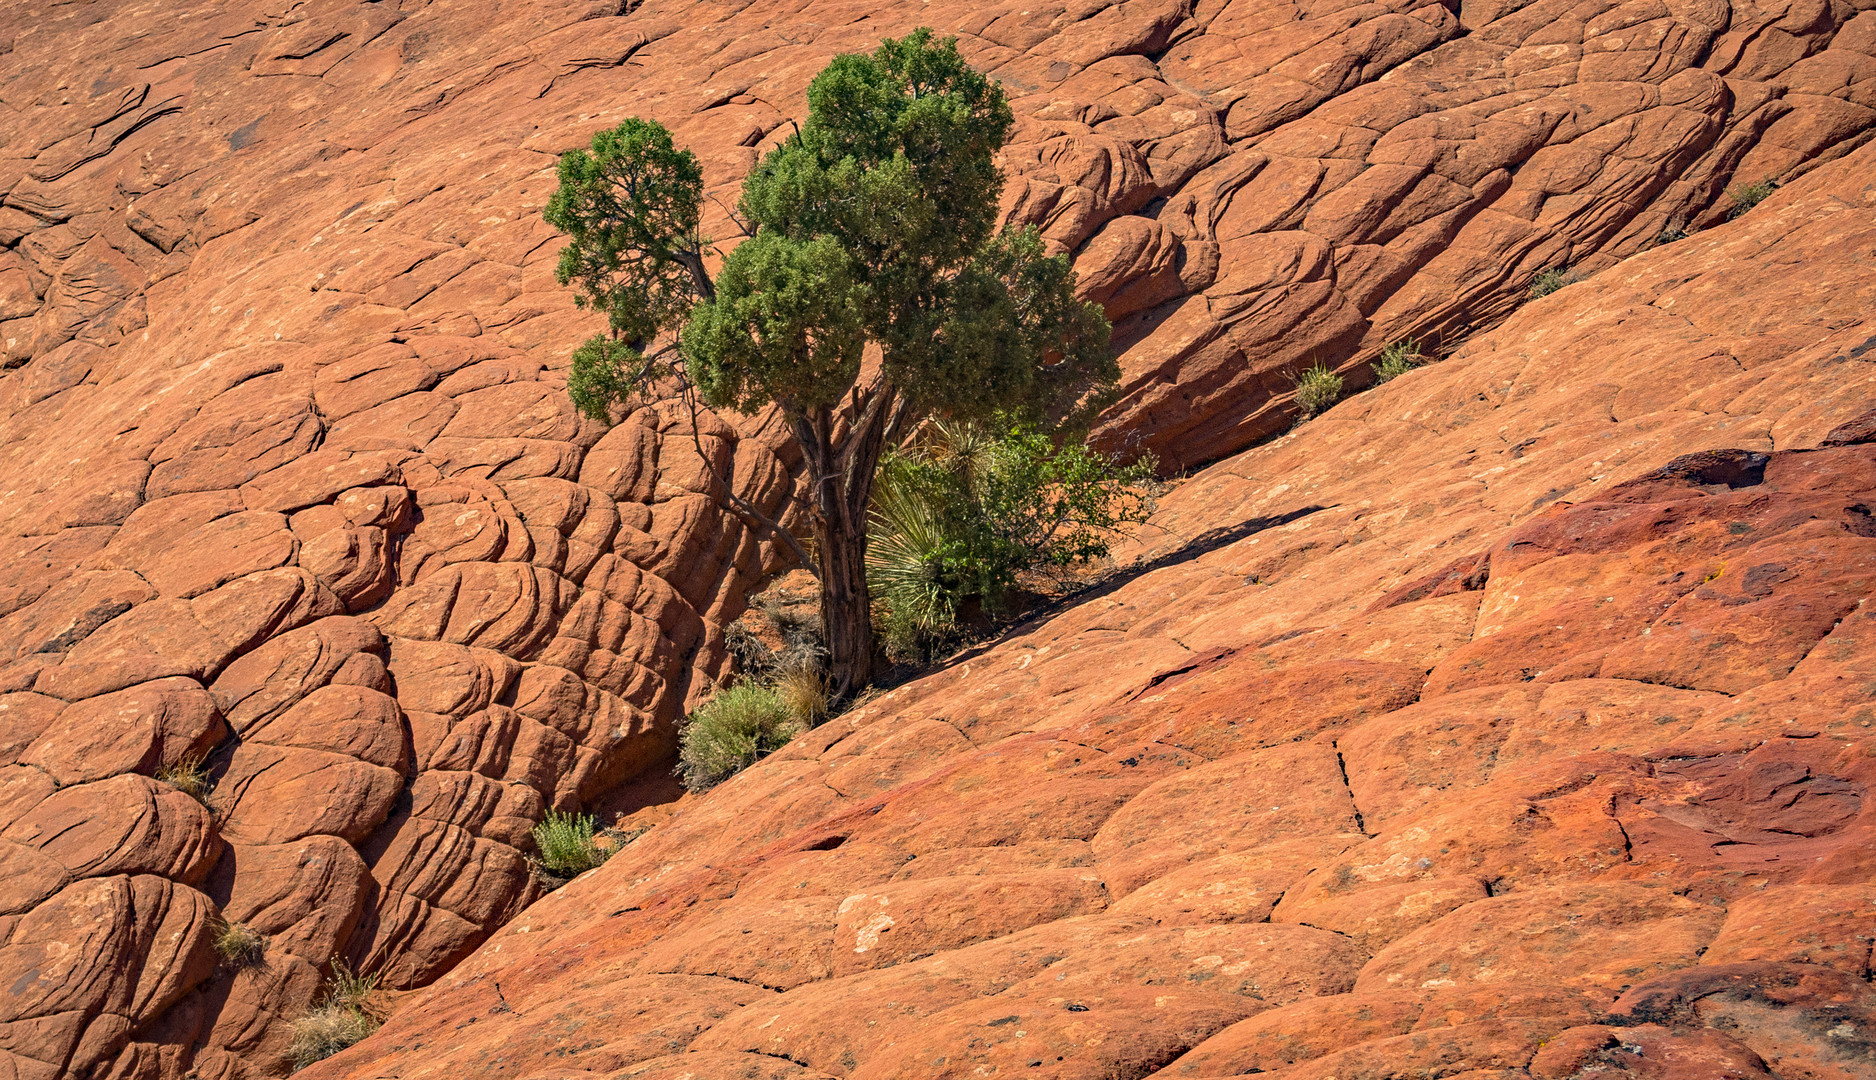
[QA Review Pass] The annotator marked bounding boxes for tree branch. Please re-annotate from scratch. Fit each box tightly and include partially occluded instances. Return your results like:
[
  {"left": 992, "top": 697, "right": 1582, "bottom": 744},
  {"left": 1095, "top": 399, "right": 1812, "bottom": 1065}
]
[{"left": 677, "top": 380, "right": 819, "bottom": 579}]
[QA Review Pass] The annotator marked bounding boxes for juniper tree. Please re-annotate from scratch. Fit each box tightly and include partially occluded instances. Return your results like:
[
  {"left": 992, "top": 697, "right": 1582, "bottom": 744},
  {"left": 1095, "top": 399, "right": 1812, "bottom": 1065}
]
[{"left": 545, "top": 29, "right": 1114, "bottom": 700}]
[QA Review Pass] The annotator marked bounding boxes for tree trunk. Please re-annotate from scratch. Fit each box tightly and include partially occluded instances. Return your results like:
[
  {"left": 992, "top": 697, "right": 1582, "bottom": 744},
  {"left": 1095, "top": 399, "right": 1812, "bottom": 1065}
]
[
  {"left": 815, "top": 503, "right": 874, "bottom": 702},
  {"left": 788, "top": 382, "right": 903, "bottom": 703}
]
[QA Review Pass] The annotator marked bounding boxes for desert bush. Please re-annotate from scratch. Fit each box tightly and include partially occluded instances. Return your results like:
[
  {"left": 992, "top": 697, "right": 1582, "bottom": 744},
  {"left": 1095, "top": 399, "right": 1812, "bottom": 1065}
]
[
  {"left": 1371, "top": 338, "right": 1422, "bottom": 383},
  {"left": 1292, "top": 363, "right": 1343, "bottom": 418},
  {"left": 868, "top": 418, "right": 1156, "bottom": 661},
  {"left": 212, "top": 917, "right": 266, "bottom": 969},
  {"left": 288, "top": 960, "right": 380, "bottom": 1070},
  {"left": 677, "top": 683, "right": 806, "bottom": 792},
  {"left": 1726, "top": 176, "right": 1778, "bottom": 219},
  {"left": 532, "top": 809, "right": 606, "bottom": 882},
  {"left": 155, "top": 756, "right": 215, "bottom": 807},
  {"left": 1528, "top": 266, "right": 1581, "bottom": 299}
]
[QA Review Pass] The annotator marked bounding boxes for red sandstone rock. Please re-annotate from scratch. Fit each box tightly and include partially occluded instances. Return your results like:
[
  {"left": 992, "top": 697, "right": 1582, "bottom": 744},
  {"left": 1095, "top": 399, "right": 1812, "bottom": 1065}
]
[
  {"left": 2, "top": 0, "right": 1875, "bottom": 1076},
  {"left": 296, "top": 126, "right": 1876, "bottom": 1080}
]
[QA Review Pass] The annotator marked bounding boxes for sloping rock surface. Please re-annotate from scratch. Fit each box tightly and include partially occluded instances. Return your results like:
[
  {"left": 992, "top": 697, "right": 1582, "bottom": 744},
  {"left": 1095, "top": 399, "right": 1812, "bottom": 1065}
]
[
  {"left": 303, "top": 139, "right": 1876, "bottom": 1080},
  {"left": 1, "top": 0, "right": 1874, "bottom": 1078}
]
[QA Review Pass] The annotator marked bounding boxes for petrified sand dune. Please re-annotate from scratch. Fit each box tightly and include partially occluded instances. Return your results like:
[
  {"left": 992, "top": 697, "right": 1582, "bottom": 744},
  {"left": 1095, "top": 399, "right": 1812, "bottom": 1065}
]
[
  {"left": 0, "top": 0, "right": 1873, "bottom": 1077},
  {"left": 304, "top": 141, "right": 1876, "bottom": 1079}
]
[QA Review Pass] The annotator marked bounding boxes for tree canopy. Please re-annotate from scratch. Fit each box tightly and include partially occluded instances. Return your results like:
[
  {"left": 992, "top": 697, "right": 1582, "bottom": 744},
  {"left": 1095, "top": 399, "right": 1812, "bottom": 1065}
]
[{"left": 543, "top": 29, "right": 1118, "bottom": 697}]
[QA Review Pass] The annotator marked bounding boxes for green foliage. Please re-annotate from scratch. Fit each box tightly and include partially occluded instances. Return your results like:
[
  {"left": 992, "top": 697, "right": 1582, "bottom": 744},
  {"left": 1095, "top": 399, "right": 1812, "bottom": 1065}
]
[
  {"left": 1726, "top": 176, "right": 1778, "bottom": 219},
  {"left": 1292, "top": 363, "right": 1343, "bottom": 418},
  {"left": 531, "top": 810, "right": 606, "bottom": 881},
  {"left": 545, "top": 117, "right": 711, "bottom": 420},
  {"left": 868, "top": 419, "right": 1157, "bottom": 660},
  {"left": 684, "top": 231, "right": 865, "bottom": 412},
  {"left": 212, "top": 917, "right": 266, "bottom": 969},
  {"left": 685, "top": 29, "right": 1113, "bottom": 429},
  {"left": 545, "top": 30, "right": 1122, "bottom": 696},
  {"left": 1371, "top": 338, "right": 1422, "bottom": 383},
  {"left": 289, "top": 960, "right": 381, "bottom": 1071},
  {"left": 1528, "top": 266, "right": 1581, "bottom": 300},
  {"left": 544, "top": 116, "right": 705, "bottom": 343},
  {"left": 678, "top": 683, "right": 809, "bottom": 792}
]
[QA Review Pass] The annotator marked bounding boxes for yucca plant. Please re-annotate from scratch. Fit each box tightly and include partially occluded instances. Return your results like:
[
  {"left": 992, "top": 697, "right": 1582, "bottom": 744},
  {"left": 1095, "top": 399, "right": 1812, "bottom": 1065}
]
[
  {"left": 868, "top": 453, "right": 971, "bottom": 656},
  {"left": 866, "top": 418, "right": 1156, "bottom": 661}
]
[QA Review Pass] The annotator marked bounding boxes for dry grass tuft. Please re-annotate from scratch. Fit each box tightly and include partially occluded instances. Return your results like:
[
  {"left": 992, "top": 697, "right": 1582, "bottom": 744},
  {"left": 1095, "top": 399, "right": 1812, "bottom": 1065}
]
[
  {"left": 154, "top": 755, "right": 216, "bottom": 808},
  {"left": 212, "top": 917, "right": 266, "bottom": 969},
  {"left": 287, "top": 959, "right": 381, "bottom": 1071}
]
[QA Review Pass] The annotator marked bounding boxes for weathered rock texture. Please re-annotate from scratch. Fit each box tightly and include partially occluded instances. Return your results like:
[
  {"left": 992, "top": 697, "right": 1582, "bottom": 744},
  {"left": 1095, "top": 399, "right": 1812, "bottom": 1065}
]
[
  {"left": 300, "top": 138, "right": 1876, "bottom": 1080},
  {"left": 1, "top": 0, "right": 1874, "bottom": 1078}
]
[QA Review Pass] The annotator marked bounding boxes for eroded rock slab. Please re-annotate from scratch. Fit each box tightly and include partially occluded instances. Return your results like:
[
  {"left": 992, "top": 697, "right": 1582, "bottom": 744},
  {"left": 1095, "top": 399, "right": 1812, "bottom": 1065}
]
[{"left": 3, "top": 0, "right": 1876, "bottom": 1077}]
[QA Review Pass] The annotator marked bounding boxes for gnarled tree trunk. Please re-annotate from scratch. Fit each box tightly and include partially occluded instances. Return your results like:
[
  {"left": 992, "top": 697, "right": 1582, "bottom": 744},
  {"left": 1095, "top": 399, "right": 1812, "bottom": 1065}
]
[{"left": 787, "top": 378, "right": 905, "bottom": 702}]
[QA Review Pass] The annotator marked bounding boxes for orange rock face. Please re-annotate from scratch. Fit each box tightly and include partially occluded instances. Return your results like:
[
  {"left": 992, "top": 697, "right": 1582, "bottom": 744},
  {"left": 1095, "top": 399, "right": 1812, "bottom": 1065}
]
[
  {"left": 299, "top": 143, "right": 1876, "bottom": 1080},
  {"left": 2, "top": 0, "right": 1874, "bottom": 1078}
]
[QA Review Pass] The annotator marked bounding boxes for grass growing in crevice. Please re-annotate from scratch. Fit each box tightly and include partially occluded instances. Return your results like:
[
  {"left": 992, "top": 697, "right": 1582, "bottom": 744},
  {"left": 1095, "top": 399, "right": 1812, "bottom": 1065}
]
[
  {"left": 288, "top": 960, "right": 381, "bottom": 1071},
  {"left": 1726, "top": 176, "right": 1778, "bottom": 219},
  {"left": 154, "top": 755, "right": 216, "bottom": 809},
  {"left": 1292, "top": 363, "right": 1344, "bottom": 418},
  {"left": 1528, "top": 266, "right": 1582, "bottom": 300},
  {"left": 212, "top": 917, "right": 266, "bottom": 969},
  {"left": 530, "top": 809, "right": 607, "bottom": 886},
  {"left": 1371, "top": 338, "right": 1423, "bottom": 383}
]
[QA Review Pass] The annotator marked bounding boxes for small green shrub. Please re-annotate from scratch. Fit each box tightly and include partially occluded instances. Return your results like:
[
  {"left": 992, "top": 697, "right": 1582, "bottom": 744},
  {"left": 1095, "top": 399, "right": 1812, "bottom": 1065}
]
[
  {"left": 155, "top": 755, "right": 215, "bottom": 808},
  {"left": 1528, "top": 266, "right": 1581, "bottom": 300},
  {"left": 531, "top": 809, "right": 606, "bottom": 882},
  {"left": 212, "top": 917, "right": 266, "bottom": 969},
  {"left": 1725, "top": 176, "right": 1778, "bottom": 219},
  {"left": 1371, "top": 338, "right": 1422, "bottom": 383},
  {"left": 1292, "top": 363, "right": 1343, "bottom": 418},
  {"left": 678, "top": 683, "right": 806, "bottom": 792},
  {"left": 288, "top": 960, "right": 380, "bottom": 1071}
]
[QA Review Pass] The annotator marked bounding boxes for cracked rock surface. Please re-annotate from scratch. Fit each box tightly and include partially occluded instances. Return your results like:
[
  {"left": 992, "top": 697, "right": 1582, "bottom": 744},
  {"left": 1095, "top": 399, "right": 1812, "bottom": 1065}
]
[
  {"left": 1, "top": 0, "right": 1874, "bottom": 1077},
  {"left": 305, "top": 141, "right": 1876, "bottom": 1080}
]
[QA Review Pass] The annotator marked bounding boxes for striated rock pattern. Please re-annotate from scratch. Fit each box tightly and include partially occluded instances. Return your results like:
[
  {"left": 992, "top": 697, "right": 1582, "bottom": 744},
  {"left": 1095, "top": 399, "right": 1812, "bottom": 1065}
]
[
  {"left": 304, "top": 140, "right": 1876, "bottom": 1080},
  {"left": 0, "top": 0, "right": 1873, "bottom": 1077}
]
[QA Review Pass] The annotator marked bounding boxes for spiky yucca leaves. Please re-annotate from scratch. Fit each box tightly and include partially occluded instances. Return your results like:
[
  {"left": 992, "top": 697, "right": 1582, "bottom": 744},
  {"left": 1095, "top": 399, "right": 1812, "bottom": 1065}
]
[{"left": 867, "top": 419, "right": 1156, "bottom": 661}]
